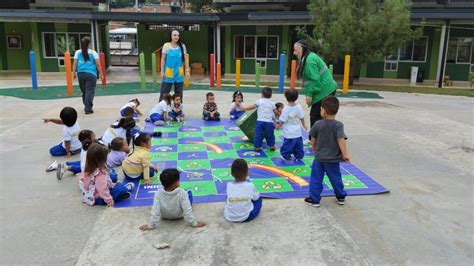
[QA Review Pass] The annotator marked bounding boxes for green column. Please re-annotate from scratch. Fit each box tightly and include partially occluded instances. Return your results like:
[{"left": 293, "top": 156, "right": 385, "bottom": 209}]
[
  {"left": 428, "top": 28, "right": 442, "bottom": 80},
  {"left": 225, "top": 26, "right": 232, "bottom": 74},
  {"left": 359, "top": 63, "right": 367, "bottom": 78},
  {"left": 255, "top": 62, "right": 261, "bottom": 88},
  {"left": 140, "top": 52, "right": 146, "bottom": 89},
  {"left": 30, "top": 22, "right": 42, "bottom": 72},
  {"left": 281, "top": 25, "right": 289, "bottom": 75}
]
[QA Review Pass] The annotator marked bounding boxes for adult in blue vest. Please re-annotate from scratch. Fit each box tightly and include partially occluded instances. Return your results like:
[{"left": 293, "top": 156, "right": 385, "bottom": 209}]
[
  {"left": 72, "top": 37, "right": 104, "bottom": 114},
  {"left": 159, "top": 30, "right": 190, "bottom": 102}
]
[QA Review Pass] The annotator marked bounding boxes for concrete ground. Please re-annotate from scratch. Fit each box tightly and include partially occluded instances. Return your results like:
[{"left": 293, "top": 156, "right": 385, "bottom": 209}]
[{"left": 0, "top": 87, "right": 472, "bottom": 265}]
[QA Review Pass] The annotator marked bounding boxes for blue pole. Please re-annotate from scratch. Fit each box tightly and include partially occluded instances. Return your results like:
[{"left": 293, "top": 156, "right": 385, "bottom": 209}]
[
  {"left": 29, "top": 50, "right": 38, "bottom": 90},
  {"left": 279, "top": 53, "right": 286, "bottom": 93}
]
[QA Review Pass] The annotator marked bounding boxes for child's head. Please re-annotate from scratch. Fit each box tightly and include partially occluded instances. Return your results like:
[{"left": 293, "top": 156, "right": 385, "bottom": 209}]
[
  {"left": 110, "top": 137, "right": 128, "bottom": 152},
  {"left": 284, "top": 89, "right": 298, "bottom": 103},
  {"left": 84, "top": 143, "right": 108, "bottom": 175},
  {"left": 172, "top": 94, "right": 181, "bottom": 105},
  {"left": 163, "top": 94, "right": 172, "bottom": 105},
  {"left": 275, "top": 102, "right": 284, "bottom": 114},
  {"left": 321, "top": 96, "right": 340, "bottom": 117},
  {"left": 78, "top": 129, "right": 96, "bottom": 151},
  {"left": 122, "top": 107, "right": 135, "bottom": 118},
  {"left": 133, "top": 132, "right": 151, "bottom": 148},
  {"left": 262, "top": 87, "right": 272, "bottom": 99},
  {"left": 159, "top": 168, "right": 180, "bottom": 191},
  {"left": 232, "top": 91, "right": 243, "bottom": 102},
  {"left": 206, "top": 92, "right": 215, "bottom": 103},
  {"left": 130, "top": 98, "right": 140, "bottom": 107},
  {"left": 59, "top": 107, "right": 77, "bottom": 127},
  {"left": 231, "top": 159, "right": 248, "bottom": 182}
]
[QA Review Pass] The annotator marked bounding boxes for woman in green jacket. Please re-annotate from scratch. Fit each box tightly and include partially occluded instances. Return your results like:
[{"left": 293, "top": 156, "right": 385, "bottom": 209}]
[{"left": 294, "top": 40, "right": 337, "bottom": 130}]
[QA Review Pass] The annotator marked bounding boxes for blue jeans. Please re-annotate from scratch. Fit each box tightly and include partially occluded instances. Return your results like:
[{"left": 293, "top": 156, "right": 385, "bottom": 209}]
[
  {"left": 254, "top": 121, "right": 275, "bottom": 149},
  {"left": 150, "top": 113, "right": 164, "bottom": 123},
  {"left": 187, "top": 190, "right": 193, "bottom": 205},
  {"left": 66, "top": 161, "right": 81, "bottom": 174},
  {"left": 243, "top": 197, "right": 262, "bottom": 222},
  {"left": 109, "top": 168, "right": 118, "bottom": 183},
  {"left": 168, "top": 110, "right": 184, "bottom": 121},
  {"left": 95, "top": 183, "right": 130, "bottom": 205},
  {"left": 123, "top": 168, "right": 156, "bottom": 182},
  {"left": 280, "top": 137, "right": 304, "bottom": 160},
  {"left": 203, "top": 111, "right": 220, "bottom": 121},
  {"left": 49, "top": 143, "right": 81, "bottom": 157},
  {"left": 309, "top": 160, "right": 347, "bottom": 203},
  {"left": 230, "top": 110, "right": 245, "bottom": 120}
]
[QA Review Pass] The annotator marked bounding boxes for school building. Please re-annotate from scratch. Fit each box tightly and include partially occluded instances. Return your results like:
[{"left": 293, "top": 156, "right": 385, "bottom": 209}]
[{"left": 1, "top": 0, "right": 473, "bottom": 85}]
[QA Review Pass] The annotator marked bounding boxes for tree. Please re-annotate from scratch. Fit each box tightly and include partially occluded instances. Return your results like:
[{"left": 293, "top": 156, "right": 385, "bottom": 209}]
[
  {"left": 188, "top": 0, "right": 213, "bottom": 12},
  {"left": 301, "top": 0, "right": 421, "bottom": 81}
]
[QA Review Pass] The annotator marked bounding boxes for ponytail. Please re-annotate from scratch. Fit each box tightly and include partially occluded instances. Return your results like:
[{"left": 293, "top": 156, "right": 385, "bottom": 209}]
[{"left": 81, "top": 37, "right": 91, "bottom": 62}]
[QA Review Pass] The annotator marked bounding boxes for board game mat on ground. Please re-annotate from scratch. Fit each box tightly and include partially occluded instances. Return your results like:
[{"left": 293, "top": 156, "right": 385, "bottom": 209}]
[{"left": 115, "top": 119, "right": 388, "bottom": 208}]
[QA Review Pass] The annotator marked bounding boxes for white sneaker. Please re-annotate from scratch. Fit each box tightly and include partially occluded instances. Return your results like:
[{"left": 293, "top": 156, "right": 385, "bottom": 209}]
[
  {"left": 304, "top": 139, "right": 311, "bottom": 146},
  {"left": 154, "top": 120, "right": 165, "bottom": 126},
  {"left": 56, "top": 163, "right": 65, "bottom": 180},
  {"left": 46, "top": 160, "right": 59, "bottom": 172},
  {"left": 125, "top": 182, "right": 135, "bottom": 191}
]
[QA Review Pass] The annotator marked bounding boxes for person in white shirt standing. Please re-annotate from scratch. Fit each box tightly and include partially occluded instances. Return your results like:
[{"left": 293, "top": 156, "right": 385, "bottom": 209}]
[
  {"left": 224, "top": 159, "right": 262, "bottom": 223},
  {"left": 276, "top": 89, "right": 308, "bottom": 161}
]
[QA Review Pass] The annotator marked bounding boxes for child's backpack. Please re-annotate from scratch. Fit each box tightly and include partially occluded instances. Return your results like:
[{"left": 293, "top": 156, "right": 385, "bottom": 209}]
[{"left": 79, "top": 170, "right": 100, "bottom": 206}]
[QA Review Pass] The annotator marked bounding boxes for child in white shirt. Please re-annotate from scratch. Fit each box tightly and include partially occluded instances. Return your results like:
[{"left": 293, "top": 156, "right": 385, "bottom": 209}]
[
  {"left": 276, "top": 89, "right": 307, "bottom": 160},
  {"left": 120, "top": 98, "right": 142, "bottom": 120},
  {"left": 229, "top": 90, "right": 245, "bottom": 120},
  {"left": 43, "top": 106, "right": 82, "bottom": 158},
  {"left": 224, "top": 159, "right": 262, "bottom": 223},
  {"left": 149, "top": 94, "right": 171, "bottom": 126}
]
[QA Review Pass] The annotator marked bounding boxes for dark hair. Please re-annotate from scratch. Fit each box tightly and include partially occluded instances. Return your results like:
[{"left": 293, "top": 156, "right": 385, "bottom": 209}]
[
  {"left": 172, "top": 94, "right": 181, "bottom": 100},
  {"left": 112, "top": 117, "right": 135, "bottom": 144},
  {"left": 130, "top": 98, "right": 140, "bottom": 106},
  {"left": 122, "top": 107, "right": 135, "bottom": 118},
  {"left": 109, "top": 137, "right": 125, "bottom": 152},
  {"left": 206, "top": 92, "right": 214, "bottom": 99},
  {"left": 79, "top": 129, "right": 95, "bottom": 151},
  {"left": 160, "top": 168, "right": 180, "bottom": 190},
  {"left": 284, "top": 89, "right": 299, "bottom": 102},
  {"left": 81, "top": 37, "right": 91, "bottom": 62},
  {"left": 295, "top": 39, "right": 311, "bottom": 79},
  {"left": 275, "top": 102, "right": 284, "bottom": 110},
  {"left": 59, "top": 106, "right": 78, "bottom": 127},
  {"left": 262, "top": 87, "right": 272, "bottom": 98},
  {"left": 84, "top": 143, "right": 108, "bottom": 176},
  {"left": 321, "top": 96, "right": 340, "bottom": 115},
  {"left": 133, "top": 132, "right": 151, "bottom": 147},
  {"left": 162, "top": 94, "right": 172, "bottom": 105},
  {"left": 169, "top": 30, "right": 185, "bottom": 64},
  {"left": 231, "top": 159, "right": 248, "bottom": 181},
  {"left": 232, "top": 90, "right": 243, "bottom": 102}
]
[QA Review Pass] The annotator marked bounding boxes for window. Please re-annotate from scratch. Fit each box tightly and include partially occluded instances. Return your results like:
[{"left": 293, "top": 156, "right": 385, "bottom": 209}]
[
  {"left": 385, "top": 62, "right": 398, "bottom": 71},
  {"left": 447, "top": 37, "right": 473, "bottom": 64},
  {"left": 234, "top": 35, "right": 279, "bottom": 59},
  {"left": 42, "top": 32, "right": 90, "bottom": 58},
  {"left": 384, "top": 49, "right": 398, "bottom": 71},
  {"left": 399, "top": 37, "right": 428, "bottom": 62},
  {"left": 399, "top": 40, "right": 413, "bottom": 61}
]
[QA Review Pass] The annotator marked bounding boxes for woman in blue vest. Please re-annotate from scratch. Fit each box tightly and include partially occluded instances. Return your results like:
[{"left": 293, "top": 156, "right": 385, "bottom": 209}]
[
  {"left": 159, "top": 30, "right": 190, "bottom": 102},
  {"left": 72, "top": 37, "right": 104, "bottom": 114}
]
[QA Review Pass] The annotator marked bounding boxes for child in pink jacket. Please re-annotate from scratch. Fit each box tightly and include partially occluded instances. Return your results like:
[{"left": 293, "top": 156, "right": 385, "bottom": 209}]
[{"left": 80, "top": 143, "right": 131, "bottom": 207}]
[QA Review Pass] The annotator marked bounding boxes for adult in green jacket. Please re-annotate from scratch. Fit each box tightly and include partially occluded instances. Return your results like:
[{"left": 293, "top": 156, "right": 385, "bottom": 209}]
[{"left": 294, "top": 40, "right": 337, "bottom": 130}]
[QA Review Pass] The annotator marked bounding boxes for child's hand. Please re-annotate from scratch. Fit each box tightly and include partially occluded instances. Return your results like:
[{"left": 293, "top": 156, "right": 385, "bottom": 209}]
[
  {"left": 144, "top": 178, "right": 152, "bottom": 185},
  {"left": 302, "top": 124, "right": 308, "bottom": 131},
  {"left": 193, "top": 221, "right": 206, "bottom": 228},
  {"left": 66, "top": 153, "right": 71, "bottom": 159},
  {"left": 342, "top": 154, "right": 350, "bottom": 162},
  {"left": 106, "top": 201, "right": 114, "bottom": 208},
  {"left": 42, "top": 118, "right": 49, "bottom": 123},
  {"left": 139, "top": 224, "right": 153, "bottom": 231}
]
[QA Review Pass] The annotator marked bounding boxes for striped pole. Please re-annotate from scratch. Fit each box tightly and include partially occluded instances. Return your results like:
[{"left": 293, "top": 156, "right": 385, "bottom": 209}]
[
  {"left": 278, "top": 53, "right": 286, "bottom": 93},
  {"left": 255, "top": 62, "right": 261, "bottom": 89},
  {"left": 64, "top": 51, "right": 73, "bottom": 96},
  {"left": 290, "top": 59, "right": 296, "bottom": 89},
  {"left": 216, "top": 63, "right": 221, "bottom": 88},
  {"left": 236, "top": 60, "right": 241, "bottom": 88},
  {"left": 100, "top": 52, "right": 106, "bottom": 87},
  {"left": 29, "top": 50, "right": 38, "bottom": 90},
  {"left": 139, "top": 51, "right": 146, "bottom": 90},
  {"left": 343, "top": 55, "right": 350, "bottom": 95},
  {"left": 151, "top": 52, "right": 157, "bottom": 84}
]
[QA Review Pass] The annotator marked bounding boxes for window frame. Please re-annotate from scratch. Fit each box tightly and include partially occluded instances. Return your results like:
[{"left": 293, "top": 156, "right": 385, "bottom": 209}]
[
  {"left": 398, "top": 36, "right": 429, "bottom": 63},
  {"left": 447, "top": 37, "right": 473, "bottom": 65},
  {"left": 41, "top": 32, "right": 90, "bottom": 59},
  {"left": 233, "top": 35, "right": 279, "bottom": 60}
]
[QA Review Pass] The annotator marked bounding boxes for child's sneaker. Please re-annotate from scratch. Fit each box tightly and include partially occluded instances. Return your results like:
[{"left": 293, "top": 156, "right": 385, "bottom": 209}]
[
  {"left": 304, "top": 197, "right": 320, "bottom": 207},
  {"left": 280, "top": 154, "right": 292, "bottom": 161},
  {"left": 46, "top": 160, "right": 59, "bottom": 172},
  {"left": 151, "top": 131, "right": 162, "bottom": 137},
  {"left": 145, "top": 118, "right": 151, "bottom": 122},
  {"left": 125, "top": 182, "right": 135, "bottom": 191},
  {"left": 118, "top": 192, "right": 131, "bottom": 200},
  {"left": 154, "top": 120, "right": 165, "bottom": 126},
  {"left": 304, "top": 139, "right": 311, "bottom": 146},
  {"left": 56, "top": 163, "right": 65, "bottom": 180},
  {"left": 336, "top": 197, "right": 346, "bottom": 205},
  {"left": 269, "top": 146, "right": 276, "bottom": 151}
]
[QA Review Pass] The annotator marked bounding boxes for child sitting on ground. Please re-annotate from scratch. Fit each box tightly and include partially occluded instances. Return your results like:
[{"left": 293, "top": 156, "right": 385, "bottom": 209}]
[
  {"left": 276, "top": 89, "right": 307, "bottom": 161},
  {"left": 306, "top": 96, "right": 349, "bottom": 207},
  {"left": 101, "top": 117, "right": 136, "bottom": 146},
  {"left": 139, "top": 168, "right": 206, "bottom": 230},
  {"left": 168, "top": 94, "right": 185, "bottom": 122},
  {"left": 79, "top": 143, "right": 131, "bottom": 207},
  {"left": 122, "top": 133, "right": 157, "bottom": 185},
  {"left": 224, "top": 159, "right": 262, "bottom": 223},
  {"left": 43, "top": 106, "right": 82, "bottom": 157},
  {"left": 202, "top": 92, "right": 220, "bottom": 121},
  {"left": 106, "top": 137, "right": 130, "bottom": 183},
  {"left": 148, "top": 94, "right": 171, "bottom": 126},
  {"left": 120, "top": 98, "right": 142, "bottom": 120},
  {"left": 239, "top": 87, "right": 277, "bottom": 151},
  {"left": 229, "top": 90, "right": 245, "bottom": 120}
]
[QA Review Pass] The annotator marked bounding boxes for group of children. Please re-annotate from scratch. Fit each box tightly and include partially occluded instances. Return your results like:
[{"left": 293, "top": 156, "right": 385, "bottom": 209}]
[{"left": 43, "top": 88, "right": 350, "bottom": 227}]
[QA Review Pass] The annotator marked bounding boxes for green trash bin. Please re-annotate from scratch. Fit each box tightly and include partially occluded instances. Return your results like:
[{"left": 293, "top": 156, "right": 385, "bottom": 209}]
[{"left": 236, "top": 109, "right": 257, "bottom": 142}]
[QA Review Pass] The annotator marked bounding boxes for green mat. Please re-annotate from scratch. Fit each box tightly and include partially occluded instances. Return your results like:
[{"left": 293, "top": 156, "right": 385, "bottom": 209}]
[{"left": 0, "top": 82, "right": 383, "bottom": 100}]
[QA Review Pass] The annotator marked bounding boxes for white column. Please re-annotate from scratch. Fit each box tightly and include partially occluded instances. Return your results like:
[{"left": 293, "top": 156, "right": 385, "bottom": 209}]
[
  {"left": 216, "top": 23, "right": 221, "bottom": 63},
  {"left": 90, "top": 21, "right": 96, "bottom": 51}
]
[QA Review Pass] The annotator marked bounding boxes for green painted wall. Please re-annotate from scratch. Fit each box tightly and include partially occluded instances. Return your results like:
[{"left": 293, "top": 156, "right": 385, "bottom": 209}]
[
  {"left": 383, "top": 71, "right": 397, "bottom": 79},
  {"left": 428, "top": 27, "right": 442, "bottom": 80},
  {"left": 0, "top": 22, "right": 7, "bottom": 70},
  {"left": 224, "top": 26, "right": 231, "bottom": 75},
  {"left": 4, "top": 22, "right": 32, "bottom": 70},
  {"left": 445, "top": 26, "right": 473, "bottom": 81},
  {"left": 366, "top": 62, "right": 384, "bottom": 78},
  {"left": 137, "top": 24, "right": 209, "bottom": 71},
  {"left": 30, "top": 22, "right": 42, "bottom": 72},
  {"left": 38, "top": 23, "right": 58, "bottom": 72}
]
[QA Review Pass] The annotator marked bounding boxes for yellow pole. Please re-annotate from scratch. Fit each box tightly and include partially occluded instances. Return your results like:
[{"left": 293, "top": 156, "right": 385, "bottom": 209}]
[
  {"left": 236, "top": 60, "right": 241, "bottom": 88},
  {"left": 343, "top": 55, "right": 350, "bottom": 95},
  {"left": 184, "top": 54, "right": 190, "bottom": 88}
]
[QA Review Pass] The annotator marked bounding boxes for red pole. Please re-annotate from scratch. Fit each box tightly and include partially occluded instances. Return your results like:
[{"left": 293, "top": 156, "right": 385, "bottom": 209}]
[
  {"left": 100, "top": 52, "right": 106, "bottom": 87},
  {"left": 209, "top": 53, "right": 215, "bottom": 87}
]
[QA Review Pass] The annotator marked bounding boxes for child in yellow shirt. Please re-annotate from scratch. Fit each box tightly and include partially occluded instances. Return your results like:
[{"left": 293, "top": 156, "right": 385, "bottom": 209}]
[{"left": 122, "top": 133, "right": 157, "bottom": 185}]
